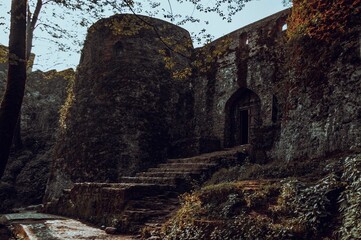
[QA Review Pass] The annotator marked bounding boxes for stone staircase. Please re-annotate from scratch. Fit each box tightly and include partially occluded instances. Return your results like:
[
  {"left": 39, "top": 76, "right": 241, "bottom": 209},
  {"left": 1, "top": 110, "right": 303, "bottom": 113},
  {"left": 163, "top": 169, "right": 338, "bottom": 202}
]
[
  {"left": 44, "top": 146, "right": 249, "bottom": 235},
  {"left": 117, "top": 192, "right": 180, "bottom": 234}
]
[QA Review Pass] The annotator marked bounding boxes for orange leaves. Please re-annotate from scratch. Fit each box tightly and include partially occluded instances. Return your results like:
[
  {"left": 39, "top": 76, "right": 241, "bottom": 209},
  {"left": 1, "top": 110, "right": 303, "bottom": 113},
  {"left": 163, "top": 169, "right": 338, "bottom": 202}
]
[{"left": 287, "top": 0, "right": 360, "bottom": 41}]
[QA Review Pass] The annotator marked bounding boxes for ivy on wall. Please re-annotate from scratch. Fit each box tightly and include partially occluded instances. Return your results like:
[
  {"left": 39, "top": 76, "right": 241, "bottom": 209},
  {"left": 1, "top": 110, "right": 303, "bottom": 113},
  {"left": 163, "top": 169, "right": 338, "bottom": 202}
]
[{"left": 287, "top": 0, "right": 361, "bottom": 41}]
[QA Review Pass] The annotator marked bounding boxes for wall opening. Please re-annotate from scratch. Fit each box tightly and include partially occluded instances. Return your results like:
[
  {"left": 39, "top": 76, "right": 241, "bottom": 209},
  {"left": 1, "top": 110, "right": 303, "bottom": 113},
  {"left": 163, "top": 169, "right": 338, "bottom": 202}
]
[
  {"left": 272, "top": 95, "right": 279, "bottom": 123},
  {"left": 275, "top": 16, "right": 288, "bottom": 38},
  {"left": 225, "top": 88, "right": 261, "bottom": 147},
  {"left": 113, "top": 41, "right": 124, "bottom": 57},
  {"left": 239, "top": 32, "right": 249, "bottom": 47},
  {"left": 239, "top": 109, "right": 249, "bottom": 144}
]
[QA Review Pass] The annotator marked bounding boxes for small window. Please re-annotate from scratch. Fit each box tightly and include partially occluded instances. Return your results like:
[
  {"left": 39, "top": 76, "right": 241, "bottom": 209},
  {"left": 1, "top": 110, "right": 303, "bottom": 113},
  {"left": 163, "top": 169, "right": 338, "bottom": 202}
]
[
  {"left": 239, "top": 32, "right": 248, "bottom": 47},
  {"left": 282, "top": 24, "right": 288, "bottom": 31},
  {"left": 113, "top": 42, "right": 124, "bottom": 57}
]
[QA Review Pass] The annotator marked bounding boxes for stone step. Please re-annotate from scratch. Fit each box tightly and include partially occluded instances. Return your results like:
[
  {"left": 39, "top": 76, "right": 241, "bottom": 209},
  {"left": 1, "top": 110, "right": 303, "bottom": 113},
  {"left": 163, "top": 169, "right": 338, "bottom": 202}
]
[
  {"left": 147, "top": 167, "right": 206, "bottom": 173},
  {"left": 134, "top": 194, "right": 179, "bottom": 203},
  {"left": 123, "top": 209, "right": 171, "bottom": 219},
  {"left": 143, "top": 222, "right": 162, "bottom": 230},
  {"left": 118, "top": 207, "right": 176, "bottom": 234},
  {"left": 70, "top": 182, "right": 177, "bottom": 201},
  {"left": 167, "top": 157, "right": 219, "bottom": 164},
  {"left": 157, "top": 162, "right": 217, "bottom": 169},
  {"left": 135, "top": 171, "right": 200, "bottom": 178},
  {"left": 127, "top": 203, "right": 177, "bottom": 212},
  {"left": 41, "top": 146, "right": 250, "bottom": 236},
  {"left": 127, "top": 198, "right": 179, "bottom": 210},
  {"left": 152, "top": 191, "right": 179, "bottom": 199},
  {"left": 121, "top": 177, "right": 179, "bottom": 186},
  {"left": 143, "top": 210, "right": 177, "bottom": 226}
]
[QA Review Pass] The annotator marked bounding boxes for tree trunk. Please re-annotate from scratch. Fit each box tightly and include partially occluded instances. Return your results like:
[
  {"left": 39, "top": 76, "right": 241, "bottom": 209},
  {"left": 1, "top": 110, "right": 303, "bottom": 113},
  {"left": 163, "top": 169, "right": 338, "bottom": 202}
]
[
  {"left": 12, "top": 0, "right": 42, "bottom": 150},
  {"left": 0, "top": 0, "right": 27, "bottom": 178},
  {"left": 12, "top": 116, "right": 23, "bottom": 150}
]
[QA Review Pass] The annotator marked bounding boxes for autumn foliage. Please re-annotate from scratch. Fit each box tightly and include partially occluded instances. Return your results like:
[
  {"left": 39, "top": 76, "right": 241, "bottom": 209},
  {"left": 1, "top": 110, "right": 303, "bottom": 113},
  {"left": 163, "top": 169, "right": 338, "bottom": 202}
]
[{"left": 287, "top": 0, "right": 361, "bottom": 41}]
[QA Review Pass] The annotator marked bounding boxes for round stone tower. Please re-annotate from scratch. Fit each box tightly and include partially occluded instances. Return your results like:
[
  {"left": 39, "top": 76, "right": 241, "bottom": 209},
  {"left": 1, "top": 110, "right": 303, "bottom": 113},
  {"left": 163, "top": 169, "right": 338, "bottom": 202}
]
[{"left": 46, "top": 14, "right": 194, "bottom": 200}]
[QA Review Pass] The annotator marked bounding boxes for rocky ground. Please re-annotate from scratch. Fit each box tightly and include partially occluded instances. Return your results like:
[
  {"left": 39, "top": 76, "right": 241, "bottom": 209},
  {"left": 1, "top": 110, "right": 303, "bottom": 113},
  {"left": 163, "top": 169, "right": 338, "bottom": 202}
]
[{"left": 0, "top": 212, "right": 136, "bottom": 239}]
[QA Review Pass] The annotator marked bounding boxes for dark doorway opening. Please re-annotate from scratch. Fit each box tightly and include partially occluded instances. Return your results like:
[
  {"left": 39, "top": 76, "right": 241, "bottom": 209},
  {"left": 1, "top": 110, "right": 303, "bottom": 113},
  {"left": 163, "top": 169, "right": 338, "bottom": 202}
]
[
  {"left": 239, "top": 110, "right": 249, "bottom": 144},
  {"left": 225, "top": 88, "right": 261, "bottom": 147}
]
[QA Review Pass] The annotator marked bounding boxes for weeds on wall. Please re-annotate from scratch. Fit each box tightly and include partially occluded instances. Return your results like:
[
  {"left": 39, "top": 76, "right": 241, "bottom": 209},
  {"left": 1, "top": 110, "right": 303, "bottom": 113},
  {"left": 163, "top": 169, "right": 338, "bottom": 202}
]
[
  {"left": 0, "top": 45, "right": 8, "bottom": 64},
  {"left": 159, "top": 36, "right": 232, "bottom": 79},
  {"left": 58, "top": 70, "right": 76, "bottom": 130}
]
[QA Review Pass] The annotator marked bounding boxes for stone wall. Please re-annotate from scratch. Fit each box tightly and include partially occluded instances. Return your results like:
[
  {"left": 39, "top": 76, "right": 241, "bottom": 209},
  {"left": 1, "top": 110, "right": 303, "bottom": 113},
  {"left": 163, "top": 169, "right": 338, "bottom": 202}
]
[
  {"left": 0, "top": 67, "right": 71, "bottom": 211},
  {"left": 45, "top": 14, "right": 195, "bottom": 200},
  {"left": 45, "top": 9, "right": 361, "bottom": 201},
  {"left": 195, "top": 8, "right": 360, "bottom": 162},
  {"left": 272, "top": 29, "right": 361, "bottom": 161},
  {"left": 193, "top": 10, "right": 289, "bottom": 162}
]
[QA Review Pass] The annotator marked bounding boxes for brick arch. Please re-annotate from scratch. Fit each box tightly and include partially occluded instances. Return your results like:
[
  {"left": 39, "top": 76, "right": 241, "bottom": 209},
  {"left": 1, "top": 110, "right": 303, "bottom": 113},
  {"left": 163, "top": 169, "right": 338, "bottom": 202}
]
[{"left": 224, "top": 88, "right": 261, "bottom": 147}]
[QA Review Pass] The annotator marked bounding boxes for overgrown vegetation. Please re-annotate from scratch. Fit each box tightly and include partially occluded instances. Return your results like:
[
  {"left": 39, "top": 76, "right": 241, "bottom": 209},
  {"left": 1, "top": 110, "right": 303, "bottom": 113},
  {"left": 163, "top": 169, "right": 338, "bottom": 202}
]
[
  {"left": 162, "top": 36, "right": 232, "bottom": 79},
  {"left": 287, "top": 0, "right": 361, "bottom": 41},
  {"left": 205, "top": 155, "right": 341, "bottom": 185},
  {"left": 281, "top": 0, "right": 360, "bottom": 121},
  {"left": 57, "top": 69, "right": 76, "bottom": 130},
  {"left": 338, "top": 156, "right": 361, "bottom": 239},
  {"left": 157, "top": 154, "right": 360, "bottom": 239},
  {"left": 0, "top": 45, "right": 8, "bottom": 64}
]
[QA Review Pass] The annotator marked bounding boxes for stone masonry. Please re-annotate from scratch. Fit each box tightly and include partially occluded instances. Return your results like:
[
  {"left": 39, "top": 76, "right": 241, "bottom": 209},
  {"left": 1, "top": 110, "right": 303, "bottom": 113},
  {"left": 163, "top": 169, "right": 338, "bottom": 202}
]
[
  {"left": 0, "top": 61, "right": 72, "bottom": 211},
  {"left": 44, "top": 8, "right": 360, "bottom": 232},
  {"left": 45, "top": 14, "right": 197, "bottom": 201}
]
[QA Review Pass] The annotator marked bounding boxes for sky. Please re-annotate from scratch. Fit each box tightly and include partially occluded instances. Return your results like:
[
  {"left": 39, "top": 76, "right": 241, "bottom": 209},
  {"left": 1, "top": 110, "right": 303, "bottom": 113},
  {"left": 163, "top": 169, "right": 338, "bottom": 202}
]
[{"left": 0, "top": 0, "right": 289, "bottom": 71}]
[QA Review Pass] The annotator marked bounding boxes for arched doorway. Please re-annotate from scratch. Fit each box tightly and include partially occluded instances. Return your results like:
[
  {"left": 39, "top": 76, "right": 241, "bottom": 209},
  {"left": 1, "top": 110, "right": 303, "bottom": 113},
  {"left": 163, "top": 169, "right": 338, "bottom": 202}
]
[{"left": 224, "top": 88, "right": 261, "bottom": 147}]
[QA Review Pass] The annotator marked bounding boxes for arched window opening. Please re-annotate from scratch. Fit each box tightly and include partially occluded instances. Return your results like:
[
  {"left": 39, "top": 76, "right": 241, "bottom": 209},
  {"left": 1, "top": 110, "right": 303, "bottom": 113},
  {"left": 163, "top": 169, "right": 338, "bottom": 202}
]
[
  {"left": 239, "top": 32, "right": 249, "bottom": 48},
  {"left": 113, "top": 42, "right": 124, "bottom": 57},
  {"left": 282, "top": 23, "right": 288, "bottom": 31}
]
